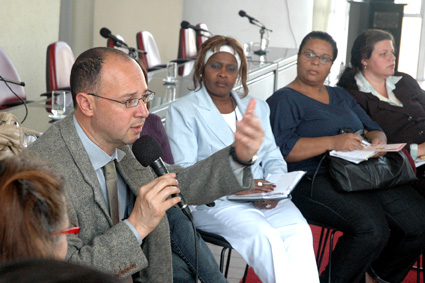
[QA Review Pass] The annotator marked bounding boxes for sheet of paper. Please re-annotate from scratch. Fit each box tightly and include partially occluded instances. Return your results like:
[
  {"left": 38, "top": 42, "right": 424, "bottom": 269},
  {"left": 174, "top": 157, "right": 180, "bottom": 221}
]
[
  {"left": 329, "top": 143, "right": 406, "bottom": 164},
  {"left": 329, "top": 150, "right": 376, "bottom": 164},
  {"left": 227, "top": 171, "right": 306, "bottom": 201},
  {"left": 361, "top": 143, "right": 406, "bottom": 152},
  {"left": 415, "top": 157, "right": 425, "bottom": 168}
]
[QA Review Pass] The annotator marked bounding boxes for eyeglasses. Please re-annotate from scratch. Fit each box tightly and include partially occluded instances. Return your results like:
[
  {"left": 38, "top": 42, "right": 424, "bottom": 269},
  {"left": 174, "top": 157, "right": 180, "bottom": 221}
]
[
  {"left": 87, "top": 90, "right": 155, "bottom": 108},
  {"left": 303, "top": 52, "right": 333, "bottom": 64},
  {"left": 52, "top": 226, "right": 80, "bottom": 236}
]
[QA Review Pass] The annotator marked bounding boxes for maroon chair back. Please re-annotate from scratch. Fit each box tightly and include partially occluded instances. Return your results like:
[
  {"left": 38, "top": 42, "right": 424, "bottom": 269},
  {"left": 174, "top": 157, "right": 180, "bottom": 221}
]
[
  {"left": 196, "top": 23, "right": 209, "bottom": 51},
  {"left": 136, "top": 31, "right": 163, "bottom": 69},
  {"left": 46, "top": 41, "right": 75, "bottom": 92},
  {"left": 177, "top": 28, "right": 197, "bottom": 60}
]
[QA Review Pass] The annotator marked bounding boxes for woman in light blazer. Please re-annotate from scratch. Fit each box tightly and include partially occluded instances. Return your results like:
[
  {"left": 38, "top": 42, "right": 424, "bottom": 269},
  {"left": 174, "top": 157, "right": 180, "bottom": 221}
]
[{"left": 166, "top": 35, "right": 318, "bottom": 283}]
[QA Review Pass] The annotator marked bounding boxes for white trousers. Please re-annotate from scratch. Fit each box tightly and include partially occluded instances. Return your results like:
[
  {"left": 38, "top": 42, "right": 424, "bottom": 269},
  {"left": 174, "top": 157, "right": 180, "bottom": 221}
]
[{"left": 193, "top": 200, "right": 319, "bottom": 283}]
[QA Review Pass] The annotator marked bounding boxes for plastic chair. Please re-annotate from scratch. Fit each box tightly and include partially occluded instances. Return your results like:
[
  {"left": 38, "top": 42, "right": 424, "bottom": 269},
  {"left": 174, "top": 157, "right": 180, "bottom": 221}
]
[
  {"left": 177, "top": 28, "right": 197, "bottom": 60},
  {"left": 0, "top": 46, "right": 26, "bottom": 108},
  {"left": 136, "top": 31, "right": 166, "bottom": 71},
  {"left": 197, "top": 229, "right": 249, "bottom": 281},
  {"left": 46, "top": 41, "right": 75, "bottom": 92},
  {"left": 196, "top": 23, "right": 209, "bottom": 51},
  {"left": 309, "top": 220, "right": 340, "bottom": 283}
]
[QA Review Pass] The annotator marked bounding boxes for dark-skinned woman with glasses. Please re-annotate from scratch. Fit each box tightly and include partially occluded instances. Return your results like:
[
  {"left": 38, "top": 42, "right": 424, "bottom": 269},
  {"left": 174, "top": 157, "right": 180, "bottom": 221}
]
[
  {"left": 0, "top": 156, "right": 77, "bottom": 262},
  {"left": 267, "top": 31, "right": 425, "bottom": 283}
]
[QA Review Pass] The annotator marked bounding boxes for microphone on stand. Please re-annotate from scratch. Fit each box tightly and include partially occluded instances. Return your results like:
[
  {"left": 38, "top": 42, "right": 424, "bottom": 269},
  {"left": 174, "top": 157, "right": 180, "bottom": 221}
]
[
  {"left": 180, "top": 21, "right": 212, "bottom": 37},
  {"left": 132, "top": 135, "right": 193, "bottom": 221},
  {"left": 238, "top": 10, "right": 260, "bottom": 25},
  {"left": 100, "top": 27, "right": 128, "bottom": 47},
  {"left": 99, "top": 27, "right": 147, "bottom": 57},
  {"left": 238, "top": 10, "right": 272, "bottom": 55}
]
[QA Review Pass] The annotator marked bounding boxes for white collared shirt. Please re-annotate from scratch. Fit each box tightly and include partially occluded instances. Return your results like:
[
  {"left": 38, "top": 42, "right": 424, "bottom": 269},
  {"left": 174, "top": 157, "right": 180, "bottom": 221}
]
[{"left": 355, "top": 72, "right": 403, "bottom": 107}]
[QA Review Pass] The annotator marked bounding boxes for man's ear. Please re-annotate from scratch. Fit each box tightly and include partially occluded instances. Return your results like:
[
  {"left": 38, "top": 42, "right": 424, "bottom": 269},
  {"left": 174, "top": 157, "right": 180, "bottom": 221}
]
[{"left": 76, "top": 93, "right": 95, "bottom": 117}]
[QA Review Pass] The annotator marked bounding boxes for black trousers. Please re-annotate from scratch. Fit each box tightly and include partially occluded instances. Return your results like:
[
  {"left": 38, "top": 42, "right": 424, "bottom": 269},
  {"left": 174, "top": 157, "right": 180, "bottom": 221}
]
[{"left": 292, "top": 173, "right": 425, "bottom": 283}]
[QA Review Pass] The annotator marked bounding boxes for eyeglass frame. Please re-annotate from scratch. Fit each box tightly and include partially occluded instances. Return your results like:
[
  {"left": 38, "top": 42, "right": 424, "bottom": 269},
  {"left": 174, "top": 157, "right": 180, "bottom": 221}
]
[
  {"left": 87, "top": 90, "right": 155, "bottom": 108},
  {"left": 302, "top": 51, "right": 333, "bottom": 64},
  {"left": 52, "top": 226, "right": 80, "bottom": 236}
]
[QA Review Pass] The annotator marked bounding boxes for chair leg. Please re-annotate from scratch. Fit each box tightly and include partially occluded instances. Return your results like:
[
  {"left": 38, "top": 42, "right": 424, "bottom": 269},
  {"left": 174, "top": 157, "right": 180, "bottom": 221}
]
[
  {"left": 328, "top": 229, "right": 336, "bottom": 283},
  {"left": 241, "top": 264, "right": 249, "bottom": 283},
  {"left": 219, "top": 247, "right": 228, "bottom": 274},
  {"left": 224, "top": 248, "right": 233, "bottom": 278},
  {"left": 315, "top": 226, "right": 326, "bottom": 264},
  {"left": 317, "top": 227, "right": 331, "bottom": 270}
]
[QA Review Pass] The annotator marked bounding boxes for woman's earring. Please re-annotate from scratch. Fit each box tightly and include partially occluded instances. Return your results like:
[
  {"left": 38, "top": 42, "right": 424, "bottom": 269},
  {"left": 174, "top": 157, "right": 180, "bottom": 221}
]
[{"left": 363, "top": 65, "right": 367, "bottom": 70}]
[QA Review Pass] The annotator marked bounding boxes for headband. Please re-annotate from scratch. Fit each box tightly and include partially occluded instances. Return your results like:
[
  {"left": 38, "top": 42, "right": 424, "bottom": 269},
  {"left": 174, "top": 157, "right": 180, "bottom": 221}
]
[{"left": 204, "top": 45, "right": 241, "bottom": 70}]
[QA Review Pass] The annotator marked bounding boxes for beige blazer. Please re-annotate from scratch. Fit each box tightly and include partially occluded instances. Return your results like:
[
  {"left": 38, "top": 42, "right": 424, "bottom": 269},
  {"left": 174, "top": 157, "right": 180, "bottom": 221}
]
[{"left": 24, "top": 113, "right": 253, "bottom": 282}]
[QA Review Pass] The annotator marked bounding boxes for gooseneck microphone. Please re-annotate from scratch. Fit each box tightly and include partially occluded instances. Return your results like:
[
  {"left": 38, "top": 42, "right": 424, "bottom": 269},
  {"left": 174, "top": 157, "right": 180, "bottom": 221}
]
[
  {"left": 180, "top": 21, "right": 211, "bottom": 35},
  {"left": 238, "top": 10, "right": 258, "bottom": 24},
  {"left": 100, "top": 27, "right": 129, "bottom": 47},
  {"left": 132, "top": 135, "right": 192, "bottom": 220}
]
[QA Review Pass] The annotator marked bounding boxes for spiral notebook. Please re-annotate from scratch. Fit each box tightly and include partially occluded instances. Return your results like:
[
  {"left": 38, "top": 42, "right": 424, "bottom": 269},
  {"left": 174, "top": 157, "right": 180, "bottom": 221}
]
[{"left": 227, "top": 171, "right": 306, "bottom": 201}]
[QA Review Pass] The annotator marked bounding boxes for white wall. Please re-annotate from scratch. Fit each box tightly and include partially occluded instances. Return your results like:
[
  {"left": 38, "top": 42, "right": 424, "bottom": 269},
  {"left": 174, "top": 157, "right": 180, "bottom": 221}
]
[
  {"left": 0, "top": 0, "right": 60, "bottom": 100},
  {"left": 0, "top": 0, "right": 345, "bottom": 101},
  {"left": 182, "top": 0, "right": 314, "bottom": 49},
  {"left": 91, "top": 0, "right": 183, "bottom": 64}
]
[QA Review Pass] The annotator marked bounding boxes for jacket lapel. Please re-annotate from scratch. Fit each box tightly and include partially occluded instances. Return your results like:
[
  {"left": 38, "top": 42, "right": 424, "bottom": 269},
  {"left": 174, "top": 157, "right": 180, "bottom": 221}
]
[
  {"left": 195, "top": 87, "right": 247, "bottom": 147},
  {"left": 58, "top": 114, "right": 112, "bottom": 223}
]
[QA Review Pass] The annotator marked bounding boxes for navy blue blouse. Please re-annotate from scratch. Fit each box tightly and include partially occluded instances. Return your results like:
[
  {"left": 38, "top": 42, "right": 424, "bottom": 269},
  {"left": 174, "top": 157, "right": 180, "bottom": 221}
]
[{"left": 267, "top": 86, "right": 382, "bottom": 174}]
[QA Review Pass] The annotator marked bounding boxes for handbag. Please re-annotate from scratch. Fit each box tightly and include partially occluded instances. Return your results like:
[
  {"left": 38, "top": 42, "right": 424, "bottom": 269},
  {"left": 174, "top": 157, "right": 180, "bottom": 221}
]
[
  {"left": 328, "top": 150, "right": 417, "bottom": 192},
  {"left": 0, "top": 112, "right": 40, "bottom": 160}
]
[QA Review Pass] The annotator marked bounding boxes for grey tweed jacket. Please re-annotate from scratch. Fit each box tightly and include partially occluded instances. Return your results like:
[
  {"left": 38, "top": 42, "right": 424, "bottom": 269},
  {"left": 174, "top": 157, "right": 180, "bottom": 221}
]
[{"left": 24, "top": 113, "right": 253, "bottom": 282}]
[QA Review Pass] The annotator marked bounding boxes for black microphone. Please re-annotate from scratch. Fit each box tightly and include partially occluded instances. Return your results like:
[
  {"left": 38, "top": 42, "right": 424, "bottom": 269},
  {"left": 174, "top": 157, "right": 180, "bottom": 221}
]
[
  {"left": 100, "top": 27, "right": 128, "bottom": 47},
  {"left": 180, "top": 21, "right": 210, "bottom": 34},
  {"left": 132, "top": 135, "right": 193, "bottom": 220},
  {"left": 238, "top": 10, "right": 258, "bottom": 23}
]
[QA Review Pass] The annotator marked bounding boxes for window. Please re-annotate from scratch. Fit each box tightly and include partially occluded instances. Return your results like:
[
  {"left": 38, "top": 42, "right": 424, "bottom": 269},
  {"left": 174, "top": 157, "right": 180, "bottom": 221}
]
[{"left": 396, "top": 0, "right": 424, "bottom": 80}]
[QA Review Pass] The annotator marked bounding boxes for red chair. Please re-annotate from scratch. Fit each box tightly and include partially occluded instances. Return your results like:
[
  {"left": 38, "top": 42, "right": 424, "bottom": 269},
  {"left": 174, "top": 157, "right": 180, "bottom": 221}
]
[
  {"left": 177, "top": 28, "right": 197, "bottom": 60},
  {"left": 46, "top": 41, "right": 75, "bottom": 92},
  {"left": 136, "top": 31, "right": 166, "bottom": 71},
  {"left": 0, "top": 46, "right": 26, "bottom": 108},
  {"left": 196, "top": 23, "right": 209, "bottom": 51}
]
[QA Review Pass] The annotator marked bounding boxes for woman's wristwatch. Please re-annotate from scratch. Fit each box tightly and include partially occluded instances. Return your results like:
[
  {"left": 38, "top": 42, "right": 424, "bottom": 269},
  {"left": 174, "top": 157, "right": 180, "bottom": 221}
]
[{"left": 230, "top": 145, "right": 257, "bottom": 167}]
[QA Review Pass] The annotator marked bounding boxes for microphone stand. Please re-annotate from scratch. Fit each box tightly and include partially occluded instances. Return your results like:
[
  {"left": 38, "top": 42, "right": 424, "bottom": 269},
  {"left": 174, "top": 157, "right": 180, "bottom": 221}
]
[
  {"left": 114, "top": 42, "right": 147, "bottom": 59},
  {"left": 0, "top": 76, "right": 25, "bottom": 87},
  {"left": 197, "top": 30, "right": 213, "bottom": 39},
  {"left": 0, "top": 75, "right": 28, "bottom": 124},
  {"left": 248, "top": 19, "right": 273, "bottom": 56}
]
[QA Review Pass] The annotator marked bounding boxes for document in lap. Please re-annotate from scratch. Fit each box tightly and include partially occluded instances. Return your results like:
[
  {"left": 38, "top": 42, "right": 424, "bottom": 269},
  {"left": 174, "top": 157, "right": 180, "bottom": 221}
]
[
  {"left": 227, "top": 171, "right": 306, "bottom": 201},
  {"left": 329, "top": 143, "right": 406, "bottom": 164}
]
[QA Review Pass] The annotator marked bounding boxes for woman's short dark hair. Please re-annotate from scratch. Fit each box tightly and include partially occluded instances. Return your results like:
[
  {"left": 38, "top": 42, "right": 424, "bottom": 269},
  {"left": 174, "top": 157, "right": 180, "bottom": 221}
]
[
  {"left": 0, "top": 157, "right": 67, "bottom": 262},
  {"left": 192, "top": 35, "right": 249, "bottom": 97},
  {"left": 350, "top": 29, "right": 394, "bottom": 71},
  {"left": 337, "top": 29, "right": 394, "bottom": 89},
  {"left": 298, "top": 31, "right": 338, "bottom": 61}
]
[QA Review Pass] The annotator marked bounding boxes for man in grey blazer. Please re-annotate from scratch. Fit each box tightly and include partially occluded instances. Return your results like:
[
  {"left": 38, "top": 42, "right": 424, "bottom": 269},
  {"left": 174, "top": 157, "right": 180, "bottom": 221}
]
[{"left": 24, "top": 47, "right": 264, "bottom": 282}]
